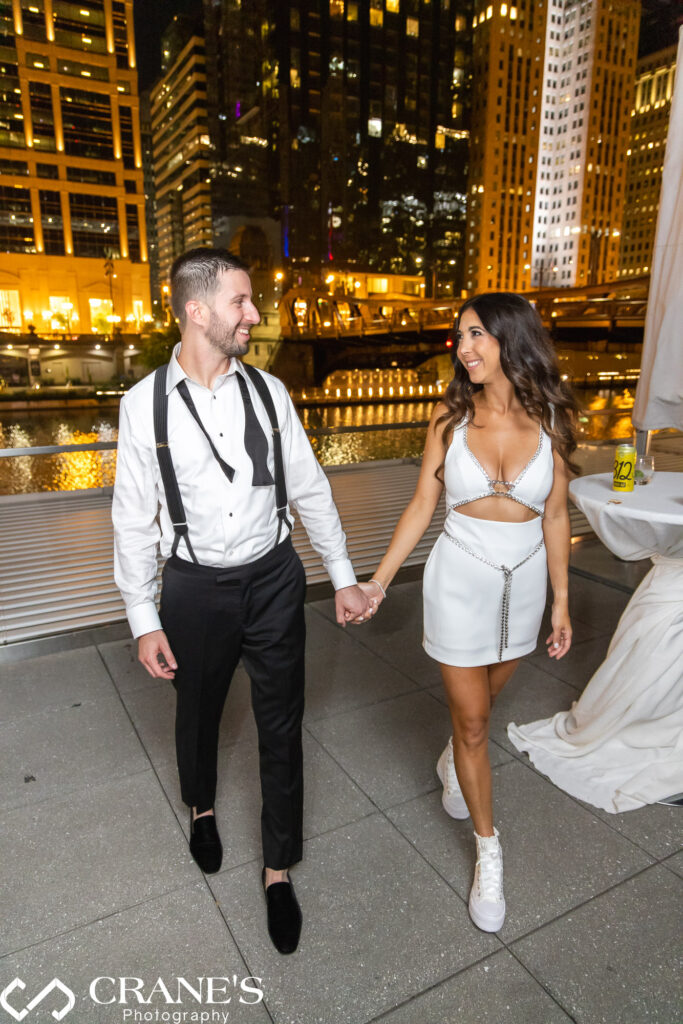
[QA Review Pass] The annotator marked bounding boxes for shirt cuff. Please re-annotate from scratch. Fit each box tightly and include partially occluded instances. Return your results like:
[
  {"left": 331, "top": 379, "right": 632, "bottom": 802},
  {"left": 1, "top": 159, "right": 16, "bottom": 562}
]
[
  {"left": 326, "top": 558, "right": 357, "bottom": 591},
  {"left": 127, "top": 601, "right": 162, "bottom": 639}
]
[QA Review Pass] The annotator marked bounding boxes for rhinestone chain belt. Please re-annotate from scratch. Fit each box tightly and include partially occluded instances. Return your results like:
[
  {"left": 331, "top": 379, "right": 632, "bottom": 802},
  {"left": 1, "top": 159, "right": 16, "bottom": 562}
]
[{"left": 442, "top": 528, "right": 544, "bottom": 662}]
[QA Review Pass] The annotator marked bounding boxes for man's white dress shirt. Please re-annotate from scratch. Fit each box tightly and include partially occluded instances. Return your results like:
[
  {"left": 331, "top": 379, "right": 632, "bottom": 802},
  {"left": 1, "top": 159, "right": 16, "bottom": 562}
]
[{"left": 113, "top": 345, "right": 356, "bottom": 638}]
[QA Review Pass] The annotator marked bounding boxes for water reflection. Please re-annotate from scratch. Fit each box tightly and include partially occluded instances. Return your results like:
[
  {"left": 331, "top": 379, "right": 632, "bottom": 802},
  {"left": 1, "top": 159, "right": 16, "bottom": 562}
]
[
  {"left": 0, "top": 416, "right": 118, "bottom": 494},
  {"left": 0, "top": 388, "right": 640, "bottom": 494}
]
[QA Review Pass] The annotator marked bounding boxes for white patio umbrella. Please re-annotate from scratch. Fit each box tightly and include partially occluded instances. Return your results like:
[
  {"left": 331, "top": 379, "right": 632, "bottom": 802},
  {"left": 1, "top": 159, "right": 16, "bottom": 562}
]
[{"left": 632, "top": 27, "right": 683, "bottom": 440}]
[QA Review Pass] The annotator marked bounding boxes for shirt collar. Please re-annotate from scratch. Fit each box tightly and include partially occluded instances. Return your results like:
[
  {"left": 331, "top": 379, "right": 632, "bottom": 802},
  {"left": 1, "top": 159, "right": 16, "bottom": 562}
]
[{"left": 165, "top": 343, "right": 245, "bottom": 395}]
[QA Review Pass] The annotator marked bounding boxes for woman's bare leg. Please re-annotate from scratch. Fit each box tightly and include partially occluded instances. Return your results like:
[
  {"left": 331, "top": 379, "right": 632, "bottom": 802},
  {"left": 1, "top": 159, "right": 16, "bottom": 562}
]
[
  {"left": 487, "top": 658, "right": 521, "bottom": 708},
  {"left": 440, "top": 663, "right": 494, "bottom": 836}
]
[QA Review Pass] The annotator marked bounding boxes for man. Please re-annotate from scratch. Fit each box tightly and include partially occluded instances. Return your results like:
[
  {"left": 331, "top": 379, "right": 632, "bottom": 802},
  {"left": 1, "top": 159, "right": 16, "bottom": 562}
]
[{"left": 113, "top": 248, "right": 371, "bottom": 955}]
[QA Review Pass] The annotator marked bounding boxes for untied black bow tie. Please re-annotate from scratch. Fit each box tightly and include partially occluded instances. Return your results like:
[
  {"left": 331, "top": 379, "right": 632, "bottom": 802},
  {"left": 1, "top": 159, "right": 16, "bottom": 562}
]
[{"left": 176, "top": 373, "right": 274, "bottom": 487}]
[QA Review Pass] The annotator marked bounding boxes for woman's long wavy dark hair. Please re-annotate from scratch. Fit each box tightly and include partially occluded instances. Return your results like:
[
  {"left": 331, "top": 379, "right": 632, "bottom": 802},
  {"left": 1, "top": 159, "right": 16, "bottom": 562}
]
[{"left": 437, "top": 292, "right": 579, "bottom": 473}]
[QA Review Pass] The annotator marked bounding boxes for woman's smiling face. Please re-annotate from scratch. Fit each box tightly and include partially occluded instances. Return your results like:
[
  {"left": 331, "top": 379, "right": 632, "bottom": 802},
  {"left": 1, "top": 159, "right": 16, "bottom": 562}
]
[{"left": 456, "top": 308, "right": 504, "bottom": 385}]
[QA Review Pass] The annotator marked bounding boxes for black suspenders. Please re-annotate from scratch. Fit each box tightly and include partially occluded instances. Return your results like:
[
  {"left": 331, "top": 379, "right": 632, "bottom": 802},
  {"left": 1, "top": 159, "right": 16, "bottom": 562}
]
[{"left": 152, "top": 362, "right": 291, "bottom": 564}]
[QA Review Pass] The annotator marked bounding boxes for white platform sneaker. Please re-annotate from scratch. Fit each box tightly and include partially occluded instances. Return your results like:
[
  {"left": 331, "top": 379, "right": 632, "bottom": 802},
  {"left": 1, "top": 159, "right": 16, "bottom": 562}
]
[
  {"left": 436, "top": 737, "right": 470, "bottom": 819},
  {"left": 469, "top": 828, "right": 506, "bottom": 932}
]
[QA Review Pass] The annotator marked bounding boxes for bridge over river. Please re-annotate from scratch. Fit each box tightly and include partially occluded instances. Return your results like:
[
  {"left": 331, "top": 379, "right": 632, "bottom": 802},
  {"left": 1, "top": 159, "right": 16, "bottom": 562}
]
[{"left": 272, "top": 277, "right": 648, "bottom": 385}]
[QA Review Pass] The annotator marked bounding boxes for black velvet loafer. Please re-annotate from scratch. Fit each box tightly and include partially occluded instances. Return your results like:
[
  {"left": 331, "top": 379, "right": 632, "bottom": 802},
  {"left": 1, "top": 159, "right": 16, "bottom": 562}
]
[
  {"left": 189, "top": 812, "right": 223, "bottom": 874},
  {"left": 262, "top": 867, "right": 302, "bottom": 955}
]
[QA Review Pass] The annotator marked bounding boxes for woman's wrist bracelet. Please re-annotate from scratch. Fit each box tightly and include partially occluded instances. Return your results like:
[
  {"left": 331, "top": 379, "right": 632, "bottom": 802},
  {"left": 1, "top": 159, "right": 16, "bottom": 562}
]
[{"left": 370, "top": 579, "right": 387, "bottom": 598}]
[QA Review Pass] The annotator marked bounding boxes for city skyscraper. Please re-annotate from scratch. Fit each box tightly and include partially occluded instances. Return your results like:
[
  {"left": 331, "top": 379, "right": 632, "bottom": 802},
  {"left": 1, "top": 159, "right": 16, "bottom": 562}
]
[
  {"left": 150, "top": 15, "right": 212, "bottom": 288},
  {"left": 201, "top": 0, "right": 470, "bottom": 295},
  {"left": 618, "top": 43, "right": 677, "bottom": 279},
  {"left": 466, "top": 0, "right": 640, "bottom": 293},
  {"left": 0, "top": 0, "right": 150, "bottom": 334}
]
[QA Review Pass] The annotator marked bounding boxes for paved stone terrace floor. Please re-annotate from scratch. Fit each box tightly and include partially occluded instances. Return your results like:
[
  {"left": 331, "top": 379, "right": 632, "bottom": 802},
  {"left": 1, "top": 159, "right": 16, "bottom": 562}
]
[{"left": 1, "top": 564, "right": 680, "bottom": 1024}]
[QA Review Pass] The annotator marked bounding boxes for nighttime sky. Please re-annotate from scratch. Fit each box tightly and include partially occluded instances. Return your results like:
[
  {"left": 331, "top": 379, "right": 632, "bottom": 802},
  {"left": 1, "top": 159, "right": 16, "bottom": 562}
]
[{"left": 134, "top": 0, "right": 203, "bottom": 91}]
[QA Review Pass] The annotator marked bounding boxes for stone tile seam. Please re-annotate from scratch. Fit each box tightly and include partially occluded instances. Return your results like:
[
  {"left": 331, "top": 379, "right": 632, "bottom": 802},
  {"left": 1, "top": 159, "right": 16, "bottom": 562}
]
[
  {"left": 504, "top": 944, "right": 580, "bottom": 1024},
  {"left": 503, "top": 750, "right": 677, "bottom": 865},
  {"left": 364, "top": 947, "right": 517, "bottom": 1024},
  {"left": 486, "top": 757, "right": 665, "bottom": 867},
  {"left": 658, "top": 851, "right": 683, "bottom": 877},
  {"left": 0, "top": 763, "right": 156, "bottom": 819},
  {"left": 0, "top": 690, "right": 137, "bottom": 726},
  {"left": 305, "top": 602, "right": 433, "bottom": 691},
  {"left": 0, "top": 879, "right": 216, "bottom": 964},
  {"left": 507, "top": 861, "right": 668, "bottom": 952},
  {"left": 93, "top": 646, "right": 269, "bottom": 1012}
]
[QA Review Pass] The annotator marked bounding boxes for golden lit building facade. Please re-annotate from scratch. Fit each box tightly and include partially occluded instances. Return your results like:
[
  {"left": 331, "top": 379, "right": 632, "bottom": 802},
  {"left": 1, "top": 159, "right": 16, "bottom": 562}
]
[
  {"left": 0, "top": 0, "right": 150, "bottom": 336},
  {"left": 151, "top": 26, "right": 212, "bottom": 288},
  {"left": 466, "top": 0, "right": 548, "bottom": 294},
  {"left": 467, "top": 0, "right": 640, "bottom": 293},
  {"left": 618, "top": 44, "right": 676, "bottom": 279}
]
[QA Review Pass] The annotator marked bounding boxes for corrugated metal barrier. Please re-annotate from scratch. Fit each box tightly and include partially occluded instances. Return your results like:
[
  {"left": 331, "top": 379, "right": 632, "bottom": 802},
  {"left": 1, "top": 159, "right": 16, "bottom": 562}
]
[{"left": 0, "top": 460, "right": 593, "bottom": 645}]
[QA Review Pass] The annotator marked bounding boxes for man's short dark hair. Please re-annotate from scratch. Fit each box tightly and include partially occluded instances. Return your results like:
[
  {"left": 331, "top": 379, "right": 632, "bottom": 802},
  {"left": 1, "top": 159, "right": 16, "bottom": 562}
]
[{"left": 170, "top": 248, "right": 250, "bottom": 328}]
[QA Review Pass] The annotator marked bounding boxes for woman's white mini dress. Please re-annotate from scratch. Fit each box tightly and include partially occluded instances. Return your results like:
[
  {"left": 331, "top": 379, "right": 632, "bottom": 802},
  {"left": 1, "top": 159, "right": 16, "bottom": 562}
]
[{"left": 423, "top": 419, "right": 555, "bottom": 667}]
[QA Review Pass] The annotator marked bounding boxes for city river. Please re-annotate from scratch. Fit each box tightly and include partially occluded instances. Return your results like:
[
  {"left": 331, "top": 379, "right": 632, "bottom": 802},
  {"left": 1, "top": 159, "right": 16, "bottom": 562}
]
[{"left": 0, "top": 388, "right": 637, "bottom": 495}]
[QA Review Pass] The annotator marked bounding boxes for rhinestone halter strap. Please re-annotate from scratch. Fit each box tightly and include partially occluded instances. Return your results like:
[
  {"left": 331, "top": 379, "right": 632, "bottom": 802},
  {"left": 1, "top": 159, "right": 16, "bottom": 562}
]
[{"left": 449, "top": 421, "right": 546, "bottom": 519}]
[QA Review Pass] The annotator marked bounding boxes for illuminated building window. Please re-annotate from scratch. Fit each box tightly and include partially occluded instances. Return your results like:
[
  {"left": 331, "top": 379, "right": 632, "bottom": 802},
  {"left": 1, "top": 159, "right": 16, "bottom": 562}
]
[
  {"left": 20, "top": 0, "right": 47, "bottom": 42},
  {"left": 369, "top": 7, "right": 383, "bottom": 28},
  {"left": 29, "top": 81, "right": 56, "bottom": 152},
  {"left": 387, "top": 0, "right": 400, "bottom": 12},
  {"left": 66, "top": 166, "right": 117, "bottom": 186},
  {"left": 27, "top": 53, "right": 51, "bottom": 70},
  {"left": 61, "top": 86, "right": 113, "bottom": 158},
  {"left": 112, "top": 1, "right": 130, "bottom": 69},
  {"left": 347, "top": 2, "right": 358, "bottom": 19},
  {"left": 53, "top": 0, "right": 107, "bottom": 53},
  {"left": 39, "top": 190, "right": 65, "bottom": 255},
  {"left": 69, "top": 192, "right": 120, "bottom": 258},
  {"left": 0, "top": 158, "right": 29, "bottom": 176},
  {"left": 0, "top": 289, "right": 21, "bottom": 329},
  {"left": 406, "top": 17, "right": 419, "bottom": 36},
  {"left": 0, "top": 186, "right": 35, "bottom": 253},
  {"left": 57, "top": 58, "right": 109, "bottom": 82},
  {"left": 368, "top": 117, "right": 382, "bottom": 137},
  {"left": 126, "top": 204, "right": 141, "bottom": 261},
  {"left": 89, "top": 297, "right": 113, "bottom": 332},
  {"left": 329, "top": 0, "right": 344, "bottom": 17},
  {"left": 36, "top": 162, "right": 59, "bottom": 179},
  {"left": 119, "top": 104, "right": 136, "bottom": 169}
]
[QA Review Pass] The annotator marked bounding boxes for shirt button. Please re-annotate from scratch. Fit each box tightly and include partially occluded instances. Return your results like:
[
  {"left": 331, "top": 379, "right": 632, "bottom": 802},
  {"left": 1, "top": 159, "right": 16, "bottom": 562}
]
[{"left": 219, "top": 432, "right": 224, "bottom": 437}]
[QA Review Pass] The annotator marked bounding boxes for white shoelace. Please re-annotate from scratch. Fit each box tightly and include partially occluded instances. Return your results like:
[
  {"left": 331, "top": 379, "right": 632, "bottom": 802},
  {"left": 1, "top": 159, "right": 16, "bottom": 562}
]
[{"left": 476, "top": 845, "right": 503, "bottom": 902}]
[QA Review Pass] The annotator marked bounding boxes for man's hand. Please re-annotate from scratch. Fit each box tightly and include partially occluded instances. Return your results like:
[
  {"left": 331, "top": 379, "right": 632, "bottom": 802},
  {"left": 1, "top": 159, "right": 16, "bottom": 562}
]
[
  {"left": 334, "top": 584, "right": 373, "bottom": 627},
  {"left": 138, "top": 629, "right": 177, "bottom": 679}
]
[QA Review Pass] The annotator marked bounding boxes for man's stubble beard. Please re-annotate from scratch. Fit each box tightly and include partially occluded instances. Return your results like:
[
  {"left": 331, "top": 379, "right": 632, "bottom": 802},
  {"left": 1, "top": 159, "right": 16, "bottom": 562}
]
[{"left": 206, "top": 307, "right": 249, "bottom": 358}]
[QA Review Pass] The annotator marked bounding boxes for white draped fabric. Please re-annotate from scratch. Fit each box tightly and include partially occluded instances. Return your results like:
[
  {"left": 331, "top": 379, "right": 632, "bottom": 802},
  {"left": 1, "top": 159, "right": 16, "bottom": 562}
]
[
  {"left": 632, "top": 28, "right": 683, "bottom": 431},
  {"left": 508, "top": 473, "right": 683, "bottom": 813}
]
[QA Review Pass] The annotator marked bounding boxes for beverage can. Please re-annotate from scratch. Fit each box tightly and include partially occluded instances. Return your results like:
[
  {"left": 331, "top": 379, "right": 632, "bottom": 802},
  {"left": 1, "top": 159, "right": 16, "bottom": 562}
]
[{"left": 613, "top": 444, "right": 636, "bottom": 491}]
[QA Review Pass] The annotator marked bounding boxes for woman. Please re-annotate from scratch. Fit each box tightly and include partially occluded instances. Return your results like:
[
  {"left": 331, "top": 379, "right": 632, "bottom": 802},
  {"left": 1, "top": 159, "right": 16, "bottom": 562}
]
[{"left": 361, "top": 293, "right": 578, "bottom": 932}]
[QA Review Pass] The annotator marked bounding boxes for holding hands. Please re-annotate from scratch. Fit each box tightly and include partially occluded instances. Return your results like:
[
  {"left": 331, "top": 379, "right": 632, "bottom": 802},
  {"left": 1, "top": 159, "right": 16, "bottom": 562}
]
[{"left": 333, "top": 580, "right": 386, "bottom": 627}]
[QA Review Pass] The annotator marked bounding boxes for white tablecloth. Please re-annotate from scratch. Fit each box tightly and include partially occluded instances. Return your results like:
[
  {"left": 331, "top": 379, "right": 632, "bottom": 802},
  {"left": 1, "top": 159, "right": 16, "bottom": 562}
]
[
  {"left": 566, "top": 472, "right": 683, "bottom": 561},
  {"left": 508, "top": 471, "right": 683, "bottom": 813}
]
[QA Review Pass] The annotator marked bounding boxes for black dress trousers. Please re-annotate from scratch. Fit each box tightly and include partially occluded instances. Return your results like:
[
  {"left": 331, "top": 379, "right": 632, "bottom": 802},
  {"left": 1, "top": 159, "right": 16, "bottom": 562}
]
[{"left": 159, "top": 537, "right": 307, "bottom": 870}]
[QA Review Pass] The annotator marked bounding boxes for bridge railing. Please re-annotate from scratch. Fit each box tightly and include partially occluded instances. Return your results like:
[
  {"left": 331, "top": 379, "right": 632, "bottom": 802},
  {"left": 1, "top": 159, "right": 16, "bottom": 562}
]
[{"left": 282, "top": 303, "right": 459, "bottom": 340}]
